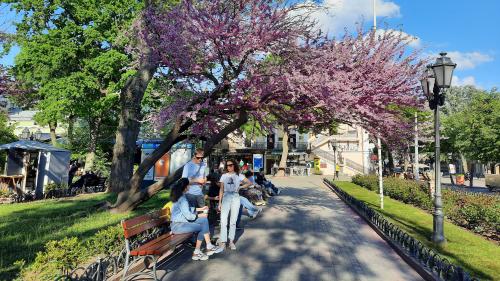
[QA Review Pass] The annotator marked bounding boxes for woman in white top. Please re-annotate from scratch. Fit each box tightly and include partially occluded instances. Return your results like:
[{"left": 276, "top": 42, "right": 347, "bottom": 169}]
[{"left": 218, "top": 159, "right": 252, "bottom": 250}]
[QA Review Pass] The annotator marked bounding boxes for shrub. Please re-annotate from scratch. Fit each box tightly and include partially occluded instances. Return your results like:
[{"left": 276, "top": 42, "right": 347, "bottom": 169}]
[
  {"left": 20, "top": 225, "right": 124, "bottom": 280},
  {"left": 27, "top": 237, "right": 86, "bottom": 281},
  {"left": 349, "top": 175, "right": 499, "bottom": 240},
  {"left": 86, "top": 225, "right": 124, "bottom": 256},
  {"left": 44, "top": 183, "right": 68, "bottom": 192}
]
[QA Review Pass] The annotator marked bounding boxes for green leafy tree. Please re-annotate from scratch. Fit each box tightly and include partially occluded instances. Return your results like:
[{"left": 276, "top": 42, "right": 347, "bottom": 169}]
[
  {"left": 443, "top": 87, "right": 500, "bottom": 184},
  {"left": 6, "top": 0, "right": 142, "bottom": 169},
  {"left": 0, "top": 111, "right": 17, "bottom": 144}
]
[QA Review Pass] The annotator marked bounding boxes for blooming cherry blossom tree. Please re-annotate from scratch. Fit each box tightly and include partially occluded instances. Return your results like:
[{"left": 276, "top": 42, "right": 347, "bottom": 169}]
[{"left": 112, "top": 0, "right": 425, "bottom": 212}]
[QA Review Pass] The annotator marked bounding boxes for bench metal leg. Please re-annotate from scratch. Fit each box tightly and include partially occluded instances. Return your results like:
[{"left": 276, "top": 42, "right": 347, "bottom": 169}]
[
  {"left": 121, "top": 255, "right": 159, "bottom": 281},
  {"left": 120, "top": 252, "right": 131, "bottom": 281}
]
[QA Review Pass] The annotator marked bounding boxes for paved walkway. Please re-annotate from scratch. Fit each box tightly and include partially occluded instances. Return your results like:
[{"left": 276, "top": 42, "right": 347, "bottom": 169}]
[{"left": 157, "top": 176, "right": 423, "bottom": 281}]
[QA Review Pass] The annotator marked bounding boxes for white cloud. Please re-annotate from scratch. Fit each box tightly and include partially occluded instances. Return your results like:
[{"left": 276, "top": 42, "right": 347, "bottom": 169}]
[
  {"left": 452, "top": 75, "right": 477, "bottom": 87},
  {"left": 308, "top": 0, "right": 401, "bottom": 34},
  {"left": 446, "top": 51, "right": 494, "bottom": 70},
  {"left": 374, "top": 29, "right": 421, "bottom": 48}
]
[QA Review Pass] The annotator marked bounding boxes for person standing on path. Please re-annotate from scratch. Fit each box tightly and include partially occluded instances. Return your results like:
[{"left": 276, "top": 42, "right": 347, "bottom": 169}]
[
  {"left": 218, "top": 159, "right": 252, "bottom": 250},
  {"left": 182, "top": 148, "right": 207, "bottom": 208}
]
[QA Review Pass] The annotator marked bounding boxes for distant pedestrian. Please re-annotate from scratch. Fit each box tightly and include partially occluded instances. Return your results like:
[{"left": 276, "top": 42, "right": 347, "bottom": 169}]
[{"left": 68, "top": 162, "right": 79, "bottom": 186}]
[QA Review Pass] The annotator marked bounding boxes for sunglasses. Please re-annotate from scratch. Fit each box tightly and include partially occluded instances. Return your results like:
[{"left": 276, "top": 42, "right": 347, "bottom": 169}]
[
  {"left": 195, "top": 156, "right": 204, "bottom": 160},
  {"left": 226, "top": 164, "right": 234, "bottom": 167}
]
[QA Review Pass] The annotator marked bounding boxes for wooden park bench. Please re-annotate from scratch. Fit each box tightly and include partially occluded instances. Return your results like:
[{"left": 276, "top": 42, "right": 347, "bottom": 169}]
[
  {"left": 120, "top": 208, "right": 193, "bottom": 281},
  {"left": 85, "top": 177, "right": 107, "bottom": 192}
]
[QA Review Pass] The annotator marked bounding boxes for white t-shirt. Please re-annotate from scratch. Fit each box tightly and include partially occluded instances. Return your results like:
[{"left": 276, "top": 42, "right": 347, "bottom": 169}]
[{"left": 219, "top": 173, "right": 245, "bottom": 193}]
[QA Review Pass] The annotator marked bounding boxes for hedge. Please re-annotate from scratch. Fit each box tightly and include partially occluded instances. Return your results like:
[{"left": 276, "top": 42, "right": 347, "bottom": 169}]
[
  {"left": 351, "top": 175, "right": 500, "bottom": 240},
  {"left": 16, "top": 225, "right": 123, "bottom": 281}
]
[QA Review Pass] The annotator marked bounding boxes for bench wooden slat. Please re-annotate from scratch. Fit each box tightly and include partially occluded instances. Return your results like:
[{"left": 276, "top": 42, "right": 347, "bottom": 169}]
[
  {"left": 130, "top": 233, "right": 193, "bottom": 256},
  {"left": 122, "top": 209, "right": 171, "bottom": 238},
  {"left": 123, "top": 218, "right": 166, "bottom": 238},
  {"left": 130, "top": 233, "right": 174, "bottom": 255}
]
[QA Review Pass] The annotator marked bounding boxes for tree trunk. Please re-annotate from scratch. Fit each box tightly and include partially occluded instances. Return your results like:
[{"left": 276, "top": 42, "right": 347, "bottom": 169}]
[
  {"left": 67, "top": 115, "right": 75, "bottom": 146},
  {"left": 108, "top": 39, "right": 158, "bottom": 193},
  {"left": 111, "top": 118, "right": 192, "bottom": 200},
  {"left": 276, "top": 126, "right": 289, "bottom": 177},
  {"left": 84, "top": 117, "right": 101, "bottom": 171},
  {"left": 111, "top": 112, "right": 248, "bottom": 213},
  {"left": 469, "top": 162, "right": 474, "bottom": 188},
  {"left": 403, "top": 149, "right": 409, "bottom": 178},
  {"left": 460, "top": 153, "right": 468, "bottom": 174},
  {"left": 49, "top": 121, "right": 57, "bottom": 146}
]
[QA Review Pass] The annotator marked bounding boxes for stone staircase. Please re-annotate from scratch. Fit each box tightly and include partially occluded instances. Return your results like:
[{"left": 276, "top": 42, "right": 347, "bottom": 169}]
[{"left": 310, "top": 135, "right": 364, "bottom": 177}]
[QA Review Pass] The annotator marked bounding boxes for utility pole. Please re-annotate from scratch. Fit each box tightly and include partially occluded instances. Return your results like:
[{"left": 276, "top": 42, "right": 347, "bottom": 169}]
[
  {"left": 415, "top": 112, "right": 419, "bottom": 181},
  {"left": 373, "top": 0, "right": 383, "bottom": 209}
]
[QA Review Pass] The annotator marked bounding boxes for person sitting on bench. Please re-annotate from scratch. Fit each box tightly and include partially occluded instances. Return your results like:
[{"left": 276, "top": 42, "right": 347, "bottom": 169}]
[
  {"left": 255, "top": 168, "right": 280, "bottom": 195},
  {"left": 240, "top": 171, "right": 266, "bottom": 205},
  {"left": 170, "top": 178, "right": 223, "bottom": 261}
]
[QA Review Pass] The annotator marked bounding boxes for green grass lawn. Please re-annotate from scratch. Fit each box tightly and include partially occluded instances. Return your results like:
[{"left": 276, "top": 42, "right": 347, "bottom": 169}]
[
  {"left": 0, "top": 191, "right": 170, "bottom": 281},
  {"left": 333, "top": 181, "right": 500, "bottom": 281}
]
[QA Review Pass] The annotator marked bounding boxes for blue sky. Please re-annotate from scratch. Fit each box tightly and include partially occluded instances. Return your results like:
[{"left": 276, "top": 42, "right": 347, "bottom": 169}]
[
  {"left": 309, "top": 0, "right": 500, "bottom": 90},
  {"left": 1, "top": 0, "right": 499, "bottom": 89}
]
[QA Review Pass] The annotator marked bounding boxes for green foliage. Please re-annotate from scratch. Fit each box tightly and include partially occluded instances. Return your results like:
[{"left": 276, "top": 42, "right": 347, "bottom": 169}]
[
  {"left": 443, "top": 191, "right": 500, "bottom": 239},
  {"left": 91, "top": 149, "right": 112, "bottom": 178},
  {"left": 0, "top": 191, "right": 171, "bottom": 280},
  {"left": 30, "top": 237, "right": 85, "bottom": 280},
  {"left": 9, "top": 0, "right": 143, "bottom": 162},
  {"left": 442, "top": 87, "right": 500, "bottom": 162},
  {"left": 0, "top": 111, "right": 17, "bottom": 145},
  {"left": 351, "top": 175, "right": 500, "bottom": 239},
  {"left": 0, "top": 188, "right": 10, "bottom": 198},
  {"left": 44, "top": 183, "right": 69, "bottom": 192},
  {"left": 22, "top": 225, "right": 124, "bottom": 281},
  {"left": 86, "top": 225, "right": 123, "bottom": 256}
]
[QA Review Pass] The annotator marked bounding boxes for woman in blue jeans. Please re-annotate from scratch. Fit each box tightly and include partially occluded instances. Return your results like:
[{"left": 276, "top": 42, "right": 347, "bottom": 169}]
[
  {"left": 170, "top": 178, "right": 223, "bottom": 260},
  {"left": 218, "top": 159, "right": 252, "bottom": 250}
]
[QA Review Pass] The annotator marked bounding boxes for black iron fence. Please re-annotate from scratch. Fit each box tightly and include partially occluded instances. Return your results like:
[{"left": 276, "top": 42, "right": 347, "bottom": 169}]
[{"left": 323, "top": 179, "right": 478, "bottom": 281}]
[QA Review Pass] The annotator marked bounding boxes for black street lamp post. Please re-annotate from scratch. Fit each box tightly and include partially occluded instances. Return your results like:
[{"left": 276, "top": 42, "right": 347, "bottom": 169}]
[
  {"left": 420, "top": 52, "right": 456, "bottom": 246},
  {"left": 329, "top": 139, "right": 338, "bottom": 179},
  {"left": 35, "top": 129, "right": 43, "bottom": 141},
  {"left": 21, "top": 127, "right": 30, "bottom": 140}
]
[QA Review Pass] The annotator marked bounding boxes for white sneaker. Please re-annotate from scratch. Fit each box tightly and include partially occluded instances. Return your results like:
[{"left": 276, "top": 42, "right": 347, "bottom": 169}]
[
  {"left": 229, "top": 241, "right": 237, "bottom": 250},
  {"left": 192, "top": 251, "right": 209, "bottom": 261},
  {"left": 276, "top": 188, "right": 281, "bottom": 195},
  {"left": 251, "top": 208, "right": 262, "bottom": 219},
  {"left": 206, "top": 245, "right": 224, "bottom": 256}
]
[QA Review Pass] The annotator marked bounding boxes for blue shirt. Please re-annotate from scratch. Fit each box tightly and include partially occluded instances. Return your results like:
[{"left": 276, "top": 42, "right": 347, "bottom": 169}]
[
  {"left": 170, "top": 195, "right": 197, "bottom": 223},
  {"left": 182, "top": 160, "right": 206, "bottom": 195}
]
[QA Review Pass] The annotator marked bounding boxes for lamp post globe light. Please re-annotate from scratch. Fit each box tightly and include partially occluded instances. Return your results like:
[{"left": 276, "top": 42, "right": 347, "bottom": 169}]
[
  {"left": 420, "top": 52, "right": 456, "bottom": 246},
  {"left": 21, "top": 127, "right": 30, "bottom": 140},
  {"left": 35, "top": 129, "right": 43, "bottom": 141},
  {"left": 329, "top": 139, "right": 338, "bottom": 179}
]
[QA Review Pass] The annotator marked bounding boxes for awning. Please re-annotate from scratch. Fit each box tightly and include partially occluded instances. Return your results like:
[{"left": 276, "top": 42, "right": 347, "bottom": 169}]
[{"left": 0, "top": 140, "right": 69, "bottom": 152}]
